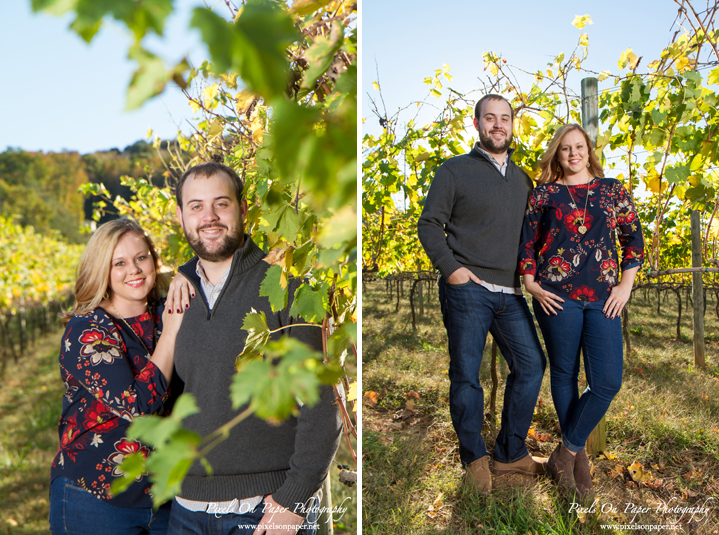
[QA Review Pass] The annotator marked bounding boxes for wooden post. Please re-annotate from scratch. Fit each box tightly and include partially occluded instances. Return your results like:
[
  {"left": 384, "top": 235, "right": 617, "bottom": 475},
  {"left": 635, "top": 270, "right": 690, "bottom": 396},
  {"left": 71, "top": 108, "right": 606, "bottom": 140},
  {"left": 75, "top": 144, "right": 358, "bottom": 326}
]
[
  {"left": 488, "top": 338, "right": 499, "bottom": 436},
  {"left": 691, "top": 210, "right": 706, "bottom": 367},
  {"left": 581, "top": 77, "right": 599, "bottom": 146},
  {"left": 585, "top": 417, "right": 606, "bottom": 456},
  {"left": 582, "top": 76, "right": 605, "bottom": 454},
  {"left": 317, "top": 476, "right": 333, "bottom": 535}
]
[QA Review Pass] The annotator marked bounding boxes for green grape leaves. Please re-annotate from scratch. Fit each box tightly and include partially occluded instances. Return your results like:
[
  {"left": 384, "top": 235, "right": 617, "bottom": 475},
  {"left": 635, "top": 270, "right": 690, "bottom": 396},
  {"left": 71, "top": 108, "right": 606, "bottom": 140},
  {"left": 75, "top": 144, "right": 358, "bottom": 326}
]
[
  {"left": 31, "top": 0, "right": 173, "bottom": 43},
  {"left": 126, "top": 45, "right": 188, "bottom": 111},
  {"left": 260, "top": 264, "right": 289, "bottom": 311},
  {"left": 111, "top": 394, "right": 201, "bottom": 504},
  {"left": 290, "top": 282, "right": 329, "bottom": 324},
  {"left": 230, "top": 337, "right": 329, "bottom": 419},
  {"left": 191, "top": 2, "right": 297, "bottom": 99},
  {"left": 300, "top": 21, "right": 344, "bottom": 91}
]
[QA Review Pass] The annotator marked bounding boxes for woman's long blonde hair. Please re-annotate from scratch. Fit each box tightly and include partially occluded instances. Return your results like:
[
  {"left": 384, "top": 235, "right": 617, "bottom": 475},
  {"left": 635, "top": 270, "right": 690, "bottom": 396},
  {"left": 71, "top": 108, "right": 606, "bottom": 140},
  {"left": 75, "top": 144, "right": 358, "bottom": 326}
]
[
  {"left": 537, "top": 124, "right": 604, "bottom": 185},
  {"left": 60, "top": 219, "right": 166, "bottom": 325}
]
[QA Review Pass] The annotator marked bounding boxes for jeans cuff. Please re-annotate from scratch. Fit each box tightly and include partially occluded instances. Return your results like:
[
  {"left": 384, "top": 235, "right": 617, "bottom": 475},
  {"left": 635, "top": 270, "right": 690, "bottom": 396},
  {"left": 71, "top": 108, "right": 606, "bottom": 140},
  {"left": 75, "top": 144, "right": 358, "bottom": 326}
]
[{"left": 562, "top": 435, "right": 584, "bottom": 453}]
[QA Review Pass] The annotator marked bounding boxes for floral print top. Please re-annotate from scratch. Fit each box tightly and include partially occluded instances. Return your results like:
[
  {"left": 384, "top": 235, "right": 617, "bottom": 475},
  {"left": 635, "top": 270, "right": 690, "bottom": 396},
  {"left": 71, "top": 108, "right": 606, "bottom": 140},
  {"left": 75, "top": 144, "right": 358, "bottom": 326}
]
[
  {"left": 518, "top": 177, "right": 644, "bottom": 302},
  {"left": 50, "top": 302, "right": 171, "bottom": 508}
]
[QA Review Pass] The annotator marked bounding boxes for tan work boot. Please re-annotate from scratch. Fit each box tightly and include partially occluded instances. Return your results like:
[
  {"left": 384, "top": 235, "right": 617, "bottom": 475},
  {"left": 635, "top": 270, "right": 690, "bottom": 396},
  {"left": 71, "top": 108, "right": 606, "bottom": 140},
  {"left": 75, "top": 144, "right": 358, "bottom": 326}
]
[
  {"left": 464, "top": 455, "right": 491, "bottom": 494},
  {"left": 492, "top": 454, "right": 547, "bottom": 476}
]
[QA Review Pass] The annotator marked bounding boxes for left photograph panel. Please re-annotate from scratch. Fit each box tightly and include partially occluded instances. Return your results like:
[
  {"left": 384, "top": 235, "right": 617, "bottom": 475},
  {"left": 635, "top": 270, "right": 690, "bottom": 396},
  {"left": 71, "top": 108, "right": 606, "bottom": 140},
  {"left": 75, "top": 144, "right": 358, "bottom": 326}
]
[{"left": 0, "top": 1, "right": 357, "bottom": 534}]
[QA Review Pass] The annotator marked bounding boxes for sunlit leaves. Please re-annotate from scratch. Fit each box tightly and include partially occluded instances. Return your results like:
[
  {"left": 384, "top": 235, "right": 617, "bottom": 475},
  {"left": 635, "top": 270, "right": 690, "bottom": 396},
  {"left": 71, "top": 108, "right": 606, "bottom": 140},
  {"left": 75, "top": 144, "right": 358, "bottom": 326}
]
[
  {"left": 619, "top": 48, "right": 640, "bottom": 70},
  {"left": 0, "top": 216, "right": 83, "bottom": 311},
  {"left": 260, "top": 265, "right": 289, "bottom": 311},
  {"left": 290, "top": 282, "right": 329, "bottom": 323},
  {"left": 318, "top": 205, "right": 356, "bottom": 249},
  {"left": 291, "top": 0, "right": 333, "bottom": 17},
  {"left": 32, "top": 0, "right": 173, "bottom": 43},
  {"left": 572, "top": 14, "right": 593, "bottom": 29},
  {"left": 47, "top": 0, "right": 358, "bottom": 502},
  {"left": 111, "top": 394, "right": 201, "bottom": 504},
  {"left": 301, "top": 21, "right": 344, "bottom": 91},
  {"left": 236, "top": 309, "right": 272, "bottom": 364},
  {"left": 126, "top": 45, "right": 187, "bottom": 110},
  {"left": 230, "top": 337, "right": 328, "bottom": 419},
  {"left": 708, "top": 66, "right": 719, "bottom": 86},
  {"left": 32, "top": 0, "right": 183, "bottom": 109},
  {"left": 191, "top": 2, "right": 297, "bottom": 99}
]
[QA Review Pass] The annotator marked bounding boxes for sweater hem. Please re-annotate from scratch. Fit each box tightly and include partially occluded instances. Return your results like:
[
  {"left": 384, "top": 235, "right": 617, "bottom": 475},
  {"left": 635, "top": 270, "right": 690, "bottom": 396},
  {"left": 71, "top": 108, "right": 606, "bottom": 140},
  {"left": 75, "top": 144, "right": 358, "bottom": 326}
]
[
  {"left": 468, "top": 267, "right": 520, "bottom": 288},
  {"left": 180, "top": 471, "right": 290, "bottom": 503}
]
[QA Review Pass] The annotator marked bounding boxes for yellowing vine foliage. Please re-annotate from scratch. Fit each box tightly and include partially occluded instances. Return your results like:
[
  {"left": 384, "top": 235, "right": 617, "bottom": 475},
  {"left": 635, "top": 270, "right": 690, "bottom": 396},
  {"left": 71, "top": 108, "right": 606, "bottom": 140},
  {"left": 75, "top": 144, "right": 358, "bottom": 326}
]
[{"left": 363, "top": 4, "right": 719, "bottom": 291}]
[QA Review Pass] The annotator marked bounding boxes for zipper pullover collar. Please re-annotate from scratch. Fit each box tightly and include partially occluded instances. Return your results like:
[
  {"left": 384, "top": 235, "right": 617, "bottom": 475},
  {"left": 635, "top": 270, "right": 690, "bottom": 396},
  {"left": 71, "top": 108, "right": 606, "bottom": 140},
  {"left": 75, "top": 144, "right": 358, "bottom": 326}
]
[
  {"left": 471, "top": 142, "right": 516, "bottom": 179},
  {"left": 178, "top": 234, "right": 267, "bottom": 320}
]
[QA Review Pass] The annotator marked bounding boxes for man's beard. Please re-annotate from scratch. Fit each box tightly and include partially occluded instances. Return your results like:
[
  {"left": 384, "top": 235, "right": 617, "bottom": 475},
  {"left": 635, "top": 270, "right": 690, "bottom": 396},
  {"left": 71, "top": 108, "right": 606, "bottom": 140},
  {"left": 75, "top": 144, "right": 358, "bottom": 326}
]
[
  {"left": 185, "top": 223, "right": 244, "bottom": 262},
  {"left": 479, "top": 129, "right": 512, "bottom": 154}
]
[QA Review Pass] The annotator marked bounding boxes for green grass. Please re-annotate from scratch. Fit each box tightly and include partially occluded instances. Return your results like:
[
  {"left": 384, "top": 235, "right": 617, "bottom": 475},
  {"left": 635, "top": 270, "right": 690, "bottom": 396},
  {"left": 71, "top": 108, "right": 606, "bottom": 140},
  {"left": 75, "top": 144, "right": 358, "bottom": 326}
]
[
  {"left": 0, "top": 329, "right": 356, "bottom": 535},
  {"left": 362, "top": 280, "right": 719, "bottom": 534},
  {"left": 0, "top": 329, "right": 65, "bottom": 535}
]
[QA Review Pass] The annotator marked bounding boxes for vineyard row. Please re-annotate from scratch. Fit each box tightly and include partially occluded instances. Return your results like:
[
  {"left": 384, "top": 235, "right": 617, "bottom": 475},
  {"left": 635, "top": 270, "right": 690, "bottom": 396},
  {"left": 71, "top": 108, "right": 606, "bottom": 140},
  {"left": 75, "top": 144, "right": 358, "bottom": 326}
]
[
  {"left": 363, "top": 272, "right": 719, "bottom": 346},
  {"left": 0, "top": 297, "right": 71, "bottom": 374}
]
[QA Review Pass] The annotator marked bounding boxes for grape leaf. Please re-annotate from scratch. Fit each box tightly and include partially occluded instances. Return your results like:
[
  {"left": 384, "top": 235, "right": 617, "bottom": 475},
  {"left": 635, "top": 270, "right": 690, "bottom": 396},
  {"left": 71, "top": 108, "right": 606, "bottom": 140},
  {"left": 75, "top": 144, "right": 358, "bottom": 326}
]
[
  {"left": 290, "top": 282, "right": 328, "bottom": 323},
  {"left": 260, "top": 264, "right": 288, "bottom": 311}
]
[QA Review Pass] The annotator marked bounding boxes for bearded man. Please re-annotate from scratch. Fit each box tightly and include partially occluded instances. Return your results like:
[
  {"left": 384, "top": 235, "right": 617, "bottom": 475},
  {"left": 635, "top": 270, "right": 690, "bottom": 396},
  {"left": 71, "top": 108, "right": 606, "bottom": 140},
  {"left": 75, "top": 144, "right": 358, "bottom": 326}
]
[
  {"left": 417, "top": 94, "right": 547, "bottom": 494},
  {"left": 167, "top": 162, "right": 340, "bottom": 535}
]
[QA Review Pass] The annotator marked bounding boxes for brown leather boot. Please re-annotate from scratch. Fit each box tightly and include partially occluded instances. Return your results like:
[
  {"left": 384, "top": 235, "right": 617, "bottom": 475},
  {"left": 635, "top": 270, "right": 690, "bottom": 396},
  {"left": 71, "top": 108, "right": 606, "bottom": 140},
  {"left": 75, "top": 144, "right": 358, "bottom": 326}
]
[
  {"left": 547, "top": 443, "right": 576, "bottom": 493},
  {"left": 574, "top": 448, "right": 594, "bottom": 500},
  {"left": 492, "top": 454, "right": 547, "bottom": 476},
  {"left": 464, "top": 455, "right": 491, "bottom": 495}
]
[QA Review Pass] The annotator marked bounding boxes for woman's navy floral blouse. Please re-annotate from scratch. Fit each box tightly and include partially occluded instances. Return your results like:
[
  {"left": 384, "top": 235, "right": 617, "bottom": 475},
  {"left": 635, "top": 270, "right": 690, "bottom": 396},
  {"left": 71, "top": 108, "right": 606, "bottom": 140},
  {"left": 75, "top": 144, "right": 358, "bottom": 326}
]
[
  {"left": 50, "top": 302, "right": 171, "bottom": 508},
  {"left": 519, "top": 177, "right": 644, "bottom": 302}
]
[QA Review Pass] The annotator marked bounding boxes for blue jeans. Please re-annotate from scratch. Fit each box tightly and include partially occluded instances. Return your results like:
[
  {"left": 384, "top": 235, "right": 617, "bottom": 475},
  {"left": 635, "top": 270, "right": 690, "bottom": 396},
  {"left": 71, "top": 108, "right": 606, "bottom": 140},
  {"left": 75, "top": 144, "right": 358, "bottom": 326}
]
[
  {"left": 533, "top": 298, "right": 624, "bottom": 453},
  {"left": 167, "top": 496, "right": 319, "bottom": 535},
  {"left": 439, "top": 278, "right": 546, "bottom": 466},
  {"left": 49, "top": 476, "right": 170, "bottom": 535}
]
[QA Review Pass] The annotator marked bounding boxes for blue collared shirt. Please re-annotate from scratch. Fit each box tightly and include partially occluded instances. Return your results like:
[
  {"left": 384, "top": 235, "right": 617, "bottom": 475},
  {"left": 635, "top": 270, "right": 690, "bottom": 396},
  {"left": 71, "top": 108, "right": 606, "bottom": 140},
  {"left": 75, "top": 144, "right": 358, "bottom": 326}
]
[{"left": 195, "top": 260, "right": 230, "bottom": 310}]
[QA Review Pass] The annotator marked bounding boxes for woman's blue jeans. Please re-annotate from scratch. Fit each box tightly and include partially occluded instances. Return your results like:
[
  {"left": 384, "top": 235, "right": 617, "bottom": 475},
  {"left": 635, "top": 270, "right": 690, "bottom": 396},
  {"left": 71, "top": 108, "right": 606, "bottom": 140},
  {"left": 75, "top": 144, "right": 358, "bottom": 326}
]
[
  {"left": 533, "top": 298, "right": 624, "bottom": 453},
  {"left": 49, "top": 476, "right": 171, "bottom": 535},
  {"left": 439, "top": 278, "right": 546, "bottom": 466}
]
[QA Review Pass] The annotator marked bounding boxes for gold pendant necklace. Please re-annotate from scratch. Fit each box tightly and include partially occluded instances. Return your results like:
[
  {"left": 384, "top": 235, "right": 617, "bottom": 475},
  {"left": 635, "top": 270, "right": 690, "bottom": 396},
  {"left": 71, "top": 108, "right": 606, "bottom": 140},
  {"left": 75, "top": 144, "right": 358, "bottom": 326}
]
[
  {"left": 109, "top": 300, "right": 152, "bottom": 357},
  {"left": 564, "top": 179, "right": 591, "bottom": 235}
]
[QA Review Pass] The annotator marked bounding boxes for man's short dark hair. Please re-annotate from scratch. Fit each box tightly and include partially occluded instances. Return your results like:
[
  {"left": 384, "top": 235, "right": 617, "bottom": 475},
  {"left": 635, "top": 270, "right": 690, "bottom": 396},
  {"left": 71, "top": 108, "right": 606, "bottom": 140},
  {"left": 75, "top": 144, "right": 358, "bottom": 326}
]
[
  {"left": 175, "top": 162, "right": 245, "bottom": 210},
  {"left": 474, "top": 94, "right": 514, "bottom": 122}
]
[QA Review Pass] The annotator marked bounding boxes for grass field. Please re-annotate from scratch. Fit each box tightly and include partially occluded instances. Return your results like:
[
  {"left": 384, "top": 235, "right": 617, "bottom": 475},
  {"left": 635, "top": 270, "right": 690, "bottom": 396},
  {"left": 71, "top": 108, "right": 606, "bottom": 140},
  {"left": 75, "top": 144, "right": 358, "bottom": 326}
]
[
  {"left": 362, "top": 280, "right": 719, "bottom": 534},
  {"left": 0, "top": 328, "right": 356, "bottom": 535}
]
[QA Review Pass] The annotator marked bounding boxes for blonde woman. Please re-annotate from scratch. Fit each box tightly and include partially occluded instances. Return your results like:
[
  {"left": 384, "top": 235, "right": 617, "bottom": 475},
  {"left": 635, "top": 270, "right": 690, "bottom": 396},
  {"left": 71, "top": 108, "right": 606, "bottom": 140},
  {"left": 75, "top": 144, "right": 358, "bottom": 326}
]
[
  {"left": 518, "top": 124, "right": 644, "bottom": 499},
  {"left": 50, "top": 219, "right": 187, "bottom": 535}
]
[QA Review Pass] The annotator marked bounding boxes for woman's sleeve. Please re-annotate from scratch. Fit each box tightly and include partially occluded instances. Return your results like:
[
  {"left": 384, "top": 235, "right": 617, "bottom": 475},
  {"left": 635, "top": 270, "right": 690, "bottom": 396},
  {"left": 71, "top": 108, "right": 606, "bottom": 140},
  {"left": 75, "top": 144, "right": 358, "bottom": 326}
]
[
  {"left": 518, "top": 189, "right": 543, "bottom": 277},
  {"left": 60, "top": 315, "right": 168, "bottom": 422},
  {"left": 614, "top": 183, "right": 645, "bottom": 272}
]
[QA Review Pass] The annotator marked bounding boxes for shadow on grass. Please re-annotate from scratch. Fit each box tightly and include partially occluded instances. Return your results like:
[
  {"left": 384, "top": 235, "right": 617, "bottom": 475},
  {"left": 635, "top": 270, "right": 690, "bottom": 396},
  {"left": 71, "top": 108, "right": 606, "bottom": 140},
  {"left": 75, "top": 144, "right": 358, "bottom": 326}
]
[{"left": 363, "top": 424, "right": 597, "bottom": 535}]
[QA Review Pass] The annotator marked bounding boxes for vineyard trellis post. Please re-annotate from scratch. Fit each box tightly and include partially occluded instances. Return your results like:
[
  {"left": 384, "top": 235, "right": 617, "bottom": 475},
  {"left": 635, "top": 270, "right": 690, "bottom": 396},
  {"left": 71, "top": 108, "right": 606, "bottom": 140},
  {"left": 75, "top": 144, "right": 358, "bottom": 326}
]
[
  {"left": 691, "top": 210, "right": 706, "bottom": 367},
  {"left": 318, "top": 477, "right": 333, "bottom": 535},
  {"left": 581, "top": 76, "right": 607, "bottom": 456}
]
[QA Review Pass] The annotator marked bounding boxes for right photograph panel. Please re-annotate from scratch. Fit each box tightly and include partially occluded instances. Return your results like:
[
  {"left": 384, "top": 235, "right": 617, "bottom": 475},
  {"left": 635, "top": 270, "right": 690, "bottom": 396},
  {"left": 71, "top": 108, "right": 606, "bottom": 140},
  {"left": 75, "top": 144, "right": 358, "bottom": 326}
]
[{"left": 362, "top": 2, "right": 719, "bottom": 533}]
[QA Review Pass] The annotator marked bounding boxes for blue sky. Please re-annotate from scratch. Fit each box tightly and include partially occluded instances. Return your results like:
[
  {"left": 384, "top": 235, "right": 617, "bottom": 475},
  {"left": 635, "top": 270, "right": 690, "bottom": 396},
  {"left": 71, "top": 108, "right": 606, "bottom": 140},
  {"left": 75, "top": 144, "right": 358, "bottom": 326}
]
[
  {"left": 362, "top": 0, "right": 684, "bottom": 139},
  {"left": 0, "top": 1, "right": 211, "bottom": 154}
]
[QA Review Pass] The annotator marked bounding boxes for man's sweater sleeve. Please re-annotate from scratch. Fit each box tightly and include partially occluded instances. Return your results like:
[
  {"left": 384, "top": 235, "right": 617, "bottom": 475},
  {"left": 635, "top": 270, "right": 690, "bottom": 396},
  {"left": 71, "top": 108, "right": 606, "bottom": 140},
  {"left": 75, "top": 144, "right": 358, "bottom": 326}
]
[
  {"left": 417, "top": 164, "right": 463, "bottom": 279},
  {"left": 272, "top": 283, "right": 342, "bottom": 513}
]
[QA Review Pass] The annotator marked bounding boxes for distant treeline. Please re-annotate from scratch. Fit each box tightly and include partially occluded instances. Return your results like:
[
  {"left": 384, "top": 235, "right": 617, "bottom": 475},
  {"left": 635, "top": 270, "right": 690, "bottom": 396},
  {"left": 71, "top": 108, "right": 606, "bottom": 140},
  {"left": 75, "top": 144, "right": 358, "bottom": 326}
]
[{"left": 0, "top": 140, "right": 177, "bottom": 244}]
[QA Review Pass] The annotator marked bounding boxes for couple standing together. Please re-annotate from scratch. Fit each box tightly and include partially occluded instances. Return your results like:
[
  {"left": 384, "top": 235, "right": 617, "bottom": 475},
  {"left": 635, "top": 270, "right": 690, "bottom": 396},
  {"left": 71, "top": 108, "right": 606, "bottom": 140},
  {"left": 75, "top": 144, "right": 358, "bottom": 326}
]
[
  {"left": 418, "top": 94, "right": 645, "bottom": 498},
  {"left": 50, "top": 162, "right": 340, "bottom": 535}
]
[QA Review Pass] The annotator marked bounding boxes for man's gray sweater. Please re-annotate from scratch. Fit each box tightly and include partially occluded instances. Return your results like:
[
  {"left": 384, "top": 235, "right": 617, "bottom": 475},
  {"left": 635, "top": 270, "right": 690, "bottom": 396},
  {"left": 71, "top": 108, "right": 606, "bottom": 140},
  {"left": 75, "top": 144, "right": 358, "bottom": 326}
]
[
  {"left": 417, "top": 143, "right": 533, "bottom": 287},
  {"left": 174, "top": 236, "right": 341, "bottom": 514}
]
